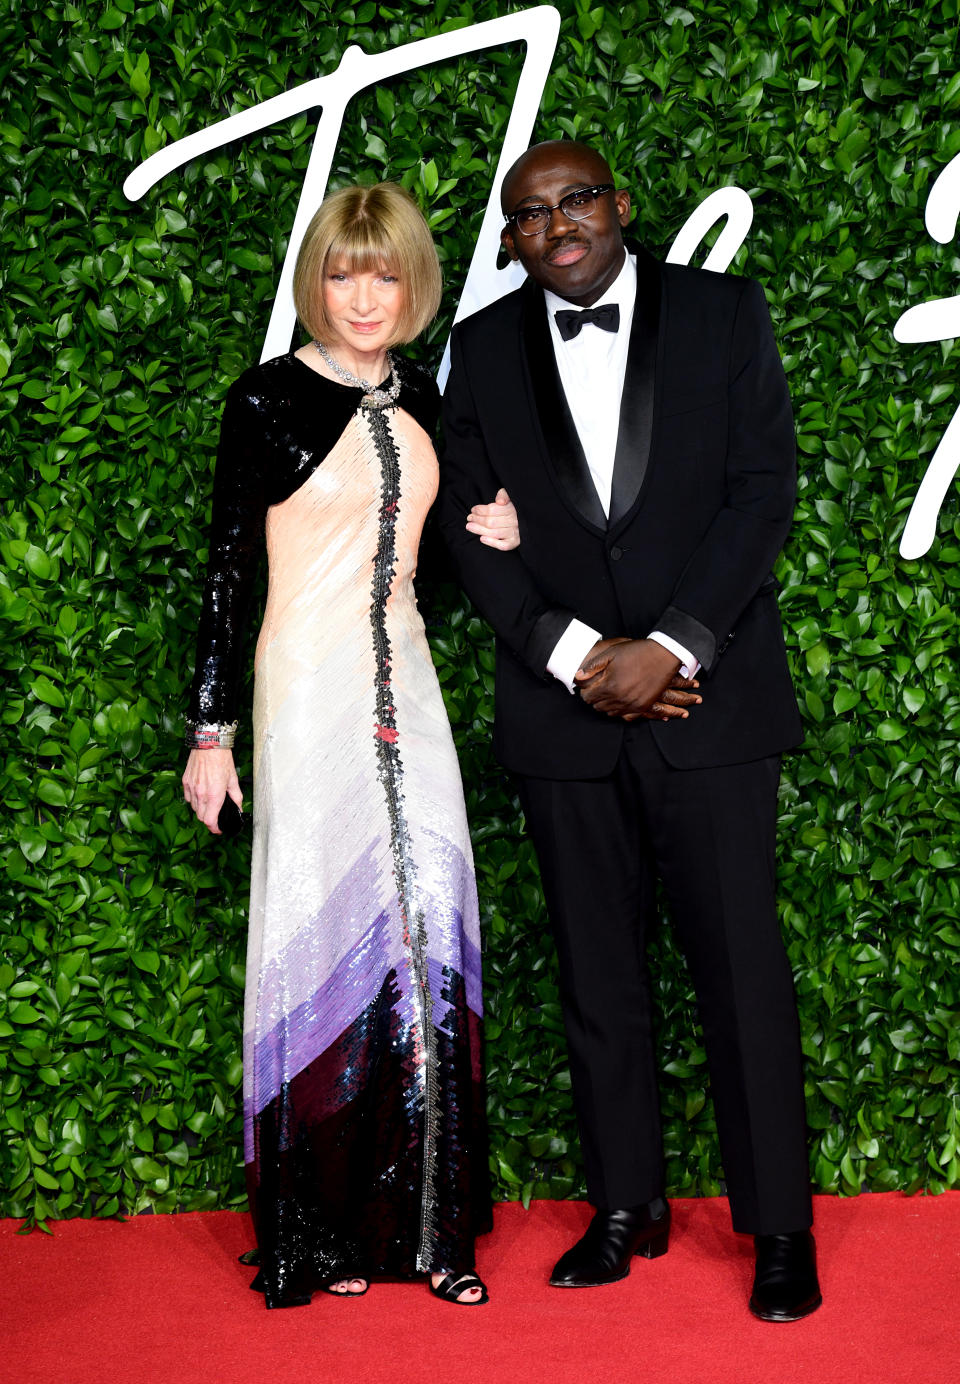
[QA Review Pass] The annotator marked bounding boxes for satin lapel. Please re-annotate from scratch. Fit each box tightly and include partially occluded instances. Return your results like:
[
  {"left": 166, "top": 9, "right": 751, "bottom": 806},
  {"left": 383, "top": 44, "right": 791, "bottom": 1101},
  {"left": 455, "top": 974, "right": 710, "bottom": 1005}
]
[
  {"left": 608, "top": 246, "right": 662, "bottom": 527},
  {"left": 520, "top": 282, "right": 608, "bottom": 533}
]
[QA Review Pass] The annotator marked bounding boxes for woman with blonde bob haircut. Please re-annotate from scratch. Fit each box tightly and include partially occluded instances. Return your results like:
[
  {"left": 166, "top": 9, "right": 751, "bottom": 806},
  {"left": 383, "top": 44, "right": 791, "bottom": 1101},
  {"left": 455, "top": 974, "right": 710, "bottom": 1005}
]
[
  {"left": 182, "top": 182, "right": 519, "bottom": 1310},
  {"left": 294, "top": 181, "right": 442, "bottom": 346}
]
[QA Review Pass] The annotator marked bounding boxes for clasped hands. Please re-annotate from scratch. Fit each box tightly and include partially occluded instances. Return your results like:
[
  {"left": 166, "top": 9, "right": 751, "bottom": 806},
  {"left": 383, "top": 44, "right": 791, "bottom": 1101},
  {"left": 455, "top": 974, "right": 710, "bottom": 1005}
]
[{"left": 574, "top": 637, "right": 702, "bottom": 722}]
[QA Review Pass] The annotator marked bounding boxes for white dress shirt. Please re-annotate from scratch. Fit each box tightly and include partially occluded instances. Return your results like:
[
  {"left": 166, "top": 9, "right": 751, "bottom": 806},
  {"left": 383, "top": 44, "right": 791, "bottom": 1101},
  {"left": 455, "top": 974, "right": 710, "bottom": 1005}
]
[{"left": 541, "top": 252, "right": 699, "bottom": 692}]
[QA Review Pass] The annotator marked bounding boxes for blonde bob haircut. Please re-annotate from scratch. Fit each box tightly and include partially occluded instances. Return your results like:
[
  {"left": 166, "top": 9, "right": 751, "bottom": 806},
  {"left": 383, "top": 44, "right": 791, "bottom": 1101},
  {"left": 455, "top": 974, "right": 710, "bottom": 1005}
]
[{"left": 293, "top": 182, "right": 442, "bottom": 347}]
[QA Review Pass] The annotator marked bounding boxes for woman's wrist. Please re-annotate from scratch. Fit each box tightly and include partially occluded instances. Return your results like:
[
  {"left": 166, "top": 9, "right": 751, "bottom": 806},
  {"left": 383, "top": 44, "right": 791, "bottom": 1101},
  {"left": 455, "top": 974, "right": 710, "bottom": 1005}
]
[{"left": 184, "top": 720, "right": 238, "bottom": 750}]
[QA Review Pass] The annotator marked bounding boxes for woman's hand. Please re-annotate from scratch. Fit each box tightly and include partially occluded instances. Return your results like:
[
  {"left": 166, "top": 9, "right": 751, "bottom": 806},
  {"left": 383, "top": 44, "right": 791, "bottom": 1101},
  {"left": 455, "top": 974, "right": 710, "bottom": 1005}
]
[
  {"left": 465, "top": 487, "right": 520, "bottom": 550},
  {"left": 182, "top": 747, "right": 242, "bottom": 835}
]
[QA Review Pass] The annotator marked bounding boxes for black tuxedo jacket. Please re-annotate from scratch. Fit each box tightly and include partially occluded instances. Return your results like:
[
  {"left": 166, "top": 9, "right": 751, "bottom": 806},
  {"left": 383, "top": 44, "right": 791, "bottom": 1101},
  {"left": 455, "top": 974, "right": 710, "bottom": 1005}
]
[{"left": 437, "top": 244, "right": 802, "bottom": 779}]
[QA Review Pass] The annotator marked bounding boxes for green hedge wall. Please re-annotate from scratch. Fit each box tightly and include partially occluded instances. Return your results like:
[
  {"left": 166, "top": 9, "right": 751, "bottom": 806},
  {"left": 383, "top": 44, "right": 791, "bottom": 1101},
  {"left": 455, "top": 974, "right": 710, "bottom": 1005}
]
[{"left": 2, "top": 0, "right": 960, "bottom": 1226}]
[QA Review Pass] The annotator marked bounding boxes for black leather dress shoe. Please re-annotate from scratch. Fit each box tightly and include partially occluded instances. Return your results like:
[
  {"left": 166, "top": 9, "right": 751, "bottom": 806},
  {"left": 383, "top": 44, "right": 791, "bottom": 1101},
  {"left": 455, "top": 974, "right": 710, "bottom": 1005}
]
[
  {"left": 749, "top": 1230, "right": 822, "bottom": 1322},
  {"left": 549, "top": 1199, "right": 671, "bottom": 1287}
]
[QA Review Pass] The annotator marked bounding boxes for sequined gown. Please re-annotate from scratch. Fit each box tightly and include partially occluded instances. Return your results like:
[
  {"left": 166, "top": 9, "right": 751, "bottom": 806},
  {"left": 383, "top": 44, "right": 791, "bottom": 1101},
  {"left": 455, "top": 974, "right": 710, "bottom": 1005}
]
[{"left": 188, "top": 353, "right": 490, "bottom": 1307}]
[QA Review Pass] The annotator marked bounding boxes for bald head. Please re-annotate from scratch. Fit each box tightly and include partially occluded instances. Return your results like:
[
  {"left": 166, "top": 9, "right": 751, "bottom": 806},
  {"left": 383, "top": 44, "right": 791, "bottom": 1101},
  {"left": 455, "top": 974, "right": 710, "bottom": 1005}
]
[
  {"left": 501, "top": 141, "right": 615, "bottom": 215},
  {"left": 499, "top": 140, "right": 631, "bottom": 308}
]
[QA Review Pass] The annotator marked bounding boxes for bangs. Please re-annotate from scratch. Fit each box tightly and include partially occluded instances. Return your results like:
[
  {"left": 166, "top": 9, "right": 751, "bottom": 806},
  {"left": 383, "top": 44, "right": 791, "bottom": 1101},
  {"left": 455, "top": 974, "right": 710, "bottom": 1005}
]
[{"left": 325, "top": 227, "right": 399, "bottom": 277}]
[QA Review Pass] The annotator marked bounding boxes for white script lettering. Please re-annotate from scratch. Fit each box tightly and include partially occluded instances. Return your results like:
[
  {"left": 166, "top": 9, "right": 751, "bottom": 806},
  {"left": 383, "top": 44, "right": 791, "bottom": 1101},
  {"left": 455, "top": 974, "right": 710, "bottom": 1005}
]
[
  {"left": 893, "top": 150, "right": 960, "bottom": 558},
  {"left": 124, "top": 7, "right": 562, "bottom": 377},
  {"left": 124, "top": 5, "right": 752, "bottom": 387}
]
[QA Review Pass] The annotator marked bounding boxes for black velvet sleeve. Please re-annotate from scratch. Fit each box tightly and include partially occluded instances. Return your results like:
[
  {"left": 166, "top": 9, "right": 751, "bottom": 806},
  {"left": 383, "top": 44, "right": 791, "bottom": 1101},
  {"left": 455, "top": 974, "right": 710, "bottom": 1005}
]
[{"left": 186, "top": 379, "right": 271, "bottom": 732}]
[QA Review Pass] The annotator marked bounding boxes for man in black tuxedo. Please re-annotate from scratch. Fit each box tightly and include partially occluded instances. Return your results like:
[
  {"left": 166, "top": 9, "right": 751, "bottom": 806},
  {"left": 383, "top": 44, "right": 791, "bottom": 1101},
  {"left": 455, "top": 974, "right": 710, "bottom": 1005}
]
[{"left": 438, "top": 141, "right": 821, "bottom": 1321}]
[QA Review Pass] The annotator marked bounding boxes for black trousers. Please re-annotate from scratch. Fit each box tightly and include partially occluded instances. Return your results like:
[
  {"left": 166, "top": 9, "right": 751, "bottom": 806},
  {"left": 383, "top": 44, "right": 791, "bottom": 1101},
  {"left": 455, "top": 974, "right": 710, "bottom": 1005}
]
[{"left": 518, "top": 722, "right": 813, "bottom": 1235}]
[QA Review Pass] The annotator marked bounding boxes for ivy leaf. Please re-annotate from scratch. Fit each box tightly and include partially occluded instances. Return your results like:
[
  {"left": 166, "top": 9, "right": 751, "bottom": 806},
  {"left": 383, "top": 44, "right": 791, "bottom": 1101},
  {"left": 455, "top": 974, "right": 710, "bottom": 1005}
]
[
  {"left": 18, "top": 831, "right": 47, "bottom": 864},
  {"left": 833, "top": 687, "right": 860, "bottom": 714},
  {"left": 23, "top": 547, "right": 52, "bottom": 580},
  {"left": 30, "top": 676, "right": 65, "bottom": 708},
  {"left": 131, "top": 1157, "right": 165, "bottom": 1180},
  {"left": 37, "top": 780, "right": 69, "bottom": 807},
  {"left": 9, "top": 1004, "right": 42, "bottom": 1024},
  {"left": 805, "top": 642, "right": 831, "bottom": 675}
]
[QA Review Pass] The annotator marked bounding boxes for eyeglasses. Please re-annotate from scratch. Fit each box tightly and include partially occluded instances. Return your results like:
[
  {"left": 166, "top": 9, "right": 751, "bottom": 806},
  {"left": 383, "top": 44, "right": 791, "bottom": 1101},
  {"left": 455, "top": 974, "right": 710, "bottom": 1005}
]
[{"left": 504, "top": 184, "right": 615, "bottom": 237}]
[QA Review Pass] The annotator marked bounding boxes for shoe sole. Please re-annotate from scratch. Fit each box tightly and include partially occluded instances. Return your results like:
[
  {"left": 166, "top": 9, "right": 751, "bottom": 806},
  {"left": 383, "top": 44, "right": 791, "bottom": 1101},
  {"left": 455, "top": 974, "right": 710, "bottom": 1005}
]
[
  {"left": 549, "top": 1230, "right": 670, "bottom": 1287},
  {"left": 549, "top": 1267, "right": 631, "bottom": 1288},
  {"left": 748, "top": 1293, "right": 823, "bottom": 1323}
]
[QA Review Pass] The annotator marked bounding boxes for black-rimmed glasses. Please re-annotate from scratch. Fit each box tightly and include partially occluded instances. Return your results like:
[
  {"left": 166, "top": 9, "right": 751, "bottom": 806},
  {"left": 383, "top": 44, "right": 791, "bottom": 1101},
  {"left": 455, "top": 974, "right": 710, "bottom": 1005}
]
[{"left": 504, "top": 184, "right": 615, "bottom": 237}]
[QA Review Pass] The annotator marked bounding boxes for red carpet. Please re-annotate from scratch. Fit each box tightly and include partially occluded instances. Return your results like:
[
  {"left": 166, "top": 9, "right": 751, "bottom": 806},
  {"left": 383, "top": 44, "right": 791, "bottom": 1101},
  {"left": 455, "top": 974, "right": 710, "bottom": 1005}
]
[{"left": 3, "top": 1193, "right": 957, "bottom": 1384}]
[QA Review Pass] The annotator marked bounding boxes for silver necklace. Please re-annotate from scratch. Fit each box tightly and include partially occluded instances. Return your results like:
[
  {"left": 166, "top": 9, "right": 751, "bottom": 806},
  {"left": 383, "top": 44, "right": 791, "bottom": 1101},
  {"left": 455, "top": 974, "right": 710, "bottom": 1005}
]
[{"left": 312, "top": 340, "right": 401, "bottom": 407}]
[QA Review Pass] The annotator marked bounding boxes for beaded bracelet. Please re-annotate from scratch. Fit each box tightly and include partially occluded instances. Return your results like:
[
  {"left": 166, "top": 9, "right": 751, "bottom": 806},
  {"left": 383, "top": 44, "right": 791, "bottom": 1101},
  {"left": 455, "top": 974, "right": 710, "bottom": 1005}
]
[{"left": 184, "top": 720, "right": 238, "bottom": 750}]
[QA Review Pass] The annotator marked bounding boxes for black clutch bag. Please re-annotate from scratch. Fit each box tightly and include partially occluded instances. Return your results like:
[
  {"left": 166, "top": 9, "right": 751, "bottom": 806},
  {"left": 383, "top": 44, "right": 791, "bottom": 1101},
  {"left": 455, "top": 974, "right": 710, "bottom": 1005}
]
[{"left": 217, "top": 796, "right": 245, "bottom": 838}]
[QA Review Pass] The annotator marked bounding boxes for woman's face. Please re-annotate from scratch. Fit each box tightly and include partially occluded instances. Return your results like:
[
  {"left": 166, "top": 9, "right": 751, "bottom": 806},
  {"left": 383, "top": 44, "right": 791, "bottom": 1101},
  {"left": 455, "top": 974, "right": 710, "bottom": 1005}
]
[{"left": 321, "top": 260, "right": 404, "bottom": 355}]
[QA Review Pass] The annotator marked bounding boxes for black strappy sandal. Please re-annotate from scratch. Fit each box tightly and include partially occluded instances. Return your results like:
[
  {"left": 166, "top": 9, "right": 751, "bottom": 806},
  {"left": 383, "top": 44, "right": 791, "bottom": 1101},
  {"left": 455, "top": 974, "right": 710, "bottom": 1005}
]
[{"left": 429, "top": 1270, "right": 489, "bottom": 1305}]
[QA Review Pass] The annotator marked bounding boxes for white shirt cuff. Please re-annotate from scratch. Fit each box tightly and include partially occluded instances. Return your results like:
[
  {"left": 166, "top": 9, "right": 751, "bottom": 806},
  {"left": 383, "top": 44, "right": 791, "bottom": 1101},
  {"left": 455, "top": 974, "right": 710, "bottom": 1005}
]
[
  {"left": 547, "top": 618, "right": 603, "bottom": 694},
  {"left": 648, "top": 631, "right": 700, "bottom": 679}
]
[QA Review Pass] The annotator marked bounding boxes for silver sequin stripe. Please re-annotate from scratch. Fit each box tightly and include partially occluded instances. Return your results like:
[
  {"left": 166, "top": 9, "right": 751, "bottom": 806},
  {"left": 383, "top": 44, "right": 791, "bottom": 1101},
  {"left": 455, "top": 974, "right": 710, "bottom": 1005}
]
[{"left": 365, "top": 403, "right": 440, "bottom": 1272}]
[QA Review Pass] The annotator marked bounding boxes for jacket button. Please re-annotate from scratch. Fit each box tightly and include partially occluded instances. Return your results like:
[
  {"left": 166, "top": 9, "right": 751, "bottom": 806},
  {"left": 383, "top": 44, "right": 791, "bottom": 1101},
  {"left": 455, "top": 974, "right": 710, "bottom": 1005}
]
[{"left": 609, "top": 545, "right": 623, "bottom": 561}]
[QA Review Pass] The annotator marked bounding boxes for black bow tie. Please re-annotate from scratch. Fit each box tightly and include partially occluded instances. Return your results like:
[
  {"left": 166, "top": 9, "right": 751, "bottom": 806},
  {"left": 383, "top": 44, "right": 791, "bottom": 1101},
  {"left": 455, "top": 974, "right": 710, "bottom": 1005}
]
[{"left": 554, "top": 302, "right": 620, "bottom": 341}]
